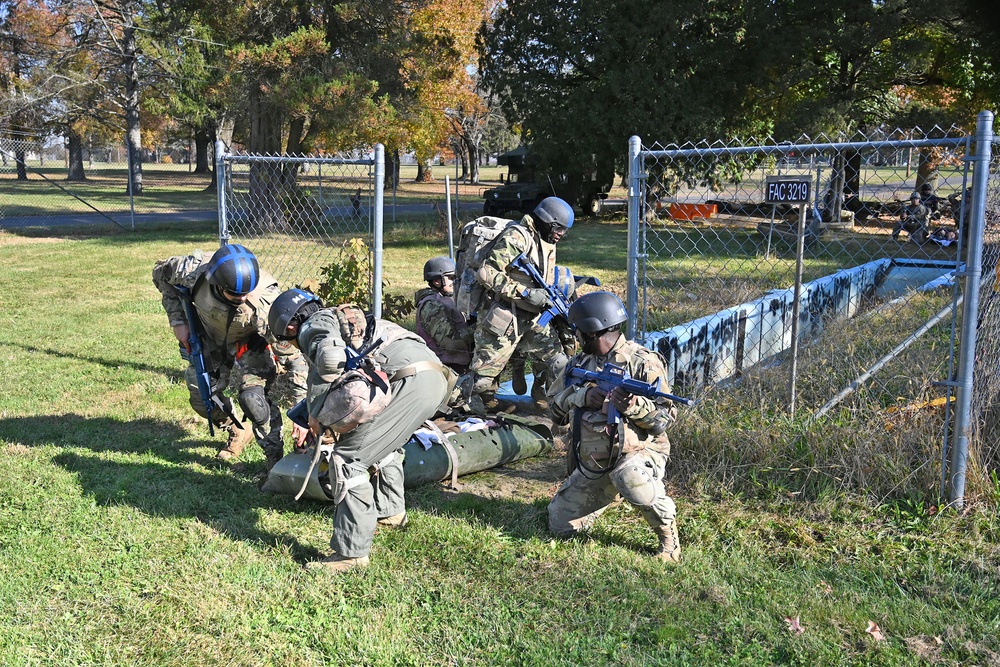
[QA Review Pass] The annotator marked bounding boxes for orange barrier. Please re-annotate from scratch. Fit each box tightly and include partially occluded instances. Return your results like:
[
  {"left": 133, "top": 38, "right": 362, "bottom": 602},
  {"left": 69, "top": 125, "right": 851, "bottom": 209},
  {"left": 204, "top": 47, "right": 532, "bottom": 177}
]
[{"left": 669, "top": 203, "right": 718, "bottom": 220}]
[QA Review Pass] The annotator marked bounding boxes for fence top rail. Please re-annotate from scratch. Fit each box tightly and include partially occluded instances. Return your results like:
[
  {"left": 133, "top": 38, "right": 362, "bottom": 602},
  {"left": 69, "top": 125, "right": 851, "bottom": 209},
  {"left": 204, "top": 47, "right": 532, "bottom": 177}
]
[
  {"left": 223, "top": 152, "right": 375, "bottom": 166},
  {"left": 642, "top": 136, "right": 970, "bottom": 160}
]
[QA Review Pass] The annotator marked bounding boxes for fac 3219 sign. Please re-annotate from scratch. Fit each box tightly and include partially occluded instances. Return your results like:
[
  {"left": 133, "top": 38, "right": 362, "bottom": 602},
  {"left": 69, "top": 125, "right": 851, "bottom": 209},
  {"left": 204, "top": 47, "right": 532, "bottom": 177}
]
[{"left": 765, "top": 176, "right": 811, "bottom": 204}]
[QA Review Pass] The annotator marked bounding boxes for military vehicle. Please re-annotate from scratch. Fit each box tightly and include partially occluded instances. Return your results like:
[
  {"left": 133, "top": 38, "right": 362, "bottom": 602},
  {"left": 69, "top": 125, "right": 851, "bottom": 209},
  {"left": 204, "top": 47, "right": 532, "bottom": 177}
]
[{"left": 481, "top": 146, "right": 614, "bottom": 216}]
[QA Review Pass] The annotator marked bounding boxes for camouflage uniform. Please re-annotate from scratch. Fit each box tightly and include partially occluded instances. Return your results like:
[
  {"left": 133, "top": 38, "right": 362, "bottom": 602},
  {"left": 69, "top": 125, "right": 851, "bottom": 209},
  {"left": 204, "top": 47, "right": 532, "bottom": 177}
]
[
  {"left": 466, "top": 216, "right": 569, "bottom": 400},
  {"left": 548, "top": 334, "right": 678, "bottom": 539},
  {"left": 893, "top": 201, "right": 930, "bottom": 242},
  {"left": 414, "top": 287, "right": 474, "bottom": 374},
  {"left": 152, "top": 250, "right": 307, "bottom": 460},
  {"left": 298, "top": 306, "right": 449, "bottom": 559}
]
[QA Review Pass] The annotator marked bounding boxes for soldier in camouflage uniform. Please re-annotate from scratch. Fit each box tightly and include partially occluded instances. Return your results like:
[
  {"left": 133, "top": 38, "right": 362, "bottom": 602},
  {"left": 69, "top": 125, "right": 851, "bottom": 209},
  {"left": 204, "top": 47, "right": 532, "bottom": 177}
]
[
  {"left": 269, "top": 290, "right": 451, "bottom": 573},
  {"left": 152, "top": 244, "right": 308, "bottom": 469},
  {"left": 459, "top": 197, "right": 576, "bottom": 411},
  {"left": 548, "top": 291, "right": 681, "bottom": 563},
  {"left": 893, "top": 192, "right": 930, "bottom": 243},
  {"left": 414, "top": 256, "right": 474, "bottom": 374}
]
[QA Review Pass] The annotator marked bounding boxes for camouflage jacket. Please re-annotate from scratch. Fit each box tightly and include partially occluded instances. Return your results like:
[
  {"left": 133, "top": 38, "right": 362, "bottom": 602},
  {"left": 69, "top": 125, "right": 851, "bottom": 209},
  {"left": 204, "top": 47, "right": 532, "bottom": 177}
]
[
  {"left": 901, "top": 202, "right": 930, "bottom": 226},
  {"left": 550, "top": 334, "right": 675, "bottom": 457},
  {"left": 475, "top": 215, "right": 557, "bottom": 313},
  {"left": 296, "top": 306, "right": 428, "bottom": 421},
  {"left": 151, "top": 250, "right": 306, "bottom": 400},
  {"left": 414, "top": 287, "right": 474, "bottom": 367}
]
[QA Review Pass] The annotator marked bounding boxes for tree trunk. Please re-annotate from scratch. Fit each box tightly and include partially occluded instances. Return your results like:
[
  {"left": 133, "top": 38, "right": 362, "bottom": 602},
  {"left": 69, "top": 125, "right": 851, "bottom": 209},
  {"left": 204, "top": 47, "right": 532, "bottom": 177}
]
[
  {"left": 248, "top": 84, "right": 288, "bottom": 231},
  {"left": 66, "top": 130, "right": 86, "bottom": 181},
  {"left": 123, "top": 17, "right": 143, "bottom": 195},
  {"left": 385, "top": 149, "right": 400, "bottom": 191},
  {"left": 843, "top": 149, "right": 861, "bottom": 197},
  {"left": 465, "top": 137, "right": 480, "bottom": 184},
  {"left": 416, "top": 158, "right": 434, "bottom": 182},
  {"left": 194, "top": 125, "right": 211, "bottom": 174},
  {"left": 915, "top": 149, "right": 938, "bottom": 194},
  {"left": 14, "top": 146, "right": 27, "bottom": 180}
]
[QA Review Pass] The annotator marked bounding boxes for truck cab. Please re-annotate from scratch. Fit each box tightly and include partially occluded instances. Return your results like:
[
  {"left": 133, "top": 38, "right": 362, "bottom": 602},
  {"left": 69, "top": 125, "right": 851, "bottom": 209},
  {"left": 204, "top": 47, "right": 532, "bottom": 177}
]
[{"left": 482, "top": 147, "right": 612, "bottom": 216}]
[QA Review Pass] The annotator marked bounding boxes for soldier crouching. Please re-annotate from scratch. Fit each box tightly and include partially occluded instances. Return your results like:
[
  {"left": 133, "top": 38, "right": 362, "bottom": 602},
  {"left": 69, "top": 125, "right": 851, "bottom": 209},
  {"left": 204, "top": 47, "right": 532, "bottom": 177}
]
[
  {"left": 269, "top": 289, "right": 450, "bottom": 573},
  {"left": 547, "top": 291, "right": 681, "bottom": 563}
]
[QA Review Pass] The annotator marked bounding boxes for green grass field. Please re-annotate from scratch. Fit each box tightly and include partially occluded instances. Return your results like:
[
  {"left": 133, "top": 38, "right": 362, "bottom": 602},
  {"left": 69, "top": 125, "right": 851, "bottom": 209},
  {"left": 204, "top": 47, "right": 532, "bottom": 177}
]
[{"left": 1, "top": 221, "right": 998, "bottom": 666}]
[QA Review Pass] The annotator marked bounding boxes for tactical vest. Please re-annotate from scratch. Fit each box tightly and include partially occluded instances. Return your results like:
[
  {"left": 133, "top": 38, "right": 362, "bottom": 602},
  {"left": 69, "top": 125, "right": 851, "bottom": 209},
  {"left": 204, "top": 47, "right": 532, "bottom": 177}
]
[
  {"left": 415, "top": 290, "right": 472, "bottom": 367},
  {"left": 571, "top": 338, "right": 671, "bottom": 462},
  {"left": 191, "top": 269, "right": 278, "bottom": 349}
]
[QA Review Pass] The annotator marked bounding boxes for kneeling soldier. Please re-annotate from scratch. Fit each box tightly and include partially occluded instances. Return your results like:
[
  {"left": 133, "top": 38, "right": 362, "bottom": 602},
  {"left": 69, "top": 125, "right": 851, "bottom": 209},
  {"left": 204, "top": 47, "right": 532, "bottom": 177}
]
[{"left": 547, "top": 291, "right": 681, "bottom": 562}]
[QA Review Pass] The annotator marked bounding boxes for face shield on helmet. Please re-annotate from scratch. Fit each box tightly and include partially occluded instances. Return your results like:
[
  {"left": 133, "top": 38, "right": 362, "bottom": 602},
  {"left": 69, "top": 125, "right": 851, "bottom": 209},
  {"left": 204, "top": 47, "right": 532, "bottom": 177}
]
[
  {"left": 532, "top": 197, "right": 575, "bottom": 243},
  {"left": 206, "top": 244, "right": 260, "bottom": 296}
]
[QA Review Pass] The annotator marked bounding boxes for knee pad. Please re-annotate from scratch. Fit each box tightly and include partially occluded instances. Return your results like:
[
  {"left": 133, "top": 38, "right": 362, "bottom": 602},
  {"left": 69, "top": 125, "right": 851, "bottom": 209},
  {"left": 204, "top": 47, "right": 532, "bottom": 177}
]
[
  {"left": 609, "top": 454, "right": 660, "bottom": 508},
  {"left": 547, "top": 353, "right": 568, "bottom": 381},
  {"left": 238, "top": 386, "right": 270, "bottom": 426}
]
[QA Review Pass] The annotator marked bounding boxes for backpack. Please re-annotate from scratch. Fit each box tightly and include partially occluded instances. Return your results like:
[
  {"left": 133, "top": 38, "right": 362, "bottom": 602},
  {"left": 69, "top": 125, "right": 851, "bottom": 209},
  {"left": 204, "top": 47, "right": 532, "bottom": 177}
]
[{"left": 454, "top": 216, "right": 530, "bottom": 316}]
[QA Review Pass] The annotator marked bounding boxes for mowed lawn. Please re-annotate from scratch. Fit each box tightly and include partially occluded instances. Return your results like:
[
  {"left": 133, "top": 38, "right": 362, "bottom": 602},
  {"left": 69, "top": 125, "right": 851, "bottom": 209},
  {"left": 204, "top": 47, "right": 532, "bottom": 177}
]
[{"left": 0, "top": 222, "right": 999, "bottom": 667}]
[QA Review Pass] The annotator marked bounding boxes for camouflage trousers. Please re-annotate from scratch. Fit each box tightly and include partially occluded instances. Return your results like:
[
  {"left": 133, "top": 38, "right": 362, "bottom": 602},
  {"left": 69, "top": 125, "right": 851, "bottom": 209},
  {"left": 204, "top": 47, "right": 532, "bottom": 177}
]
[
  {"left": 184, "top": 345, "right": 283, "bottom": 455},
  {"left": 330, "top": 359, "right": 449, "bottom": 558},
  {"left": 468, "top": 300, "right": 567, "bottom": 385},
  {"left": 548, "top": 448, "right": 676, "bottom": 537}
]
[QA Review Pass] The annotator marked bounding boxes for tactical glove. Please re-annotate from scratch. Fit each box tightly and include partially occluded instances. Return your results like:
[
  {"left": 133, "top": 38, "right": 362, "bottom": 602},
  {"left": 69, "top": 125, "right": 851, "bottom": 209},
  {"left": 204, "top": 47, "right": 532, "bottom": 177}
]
[
  {"left": 522, "top": 288, "right": 553, "bottom": 310},
  {"left": 610, "top": 386, "right": 635, "bottom": 413}
]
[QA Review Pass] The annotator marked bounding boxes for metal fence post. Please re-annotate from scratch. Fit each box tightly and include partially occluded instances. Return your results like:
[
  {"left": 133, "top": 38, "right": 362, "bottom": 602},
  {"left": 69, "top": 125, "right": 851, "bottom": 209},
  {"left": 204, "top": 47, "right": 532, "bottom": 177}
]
[
  {"left": 626, "top": 135, "right": 642, "bottom": 341},
  {"left": 215, "top": 140, "right": 228, "bottom": 245},
  {"left": 948, "top": 110, "right": 994, "bottom": 508},
  {"left": 787, "top": 203, "right": 807, "bottom": 414},
  {"left": 373, "top": 143, "right": 385, "bottom": 319}
]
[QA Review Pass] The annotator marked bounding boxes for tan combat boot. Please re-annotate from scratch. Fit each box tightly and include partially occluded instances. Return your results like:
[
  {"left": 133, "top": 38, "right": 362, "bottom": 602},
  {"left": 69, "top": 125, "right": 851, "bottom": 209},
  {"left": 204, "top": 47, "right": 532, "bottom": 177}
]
[
  {"left": 217, "top": 424, "right": 253, "bottom": 461},
  {"left": 304, "top": 553, "right": 370, "bottom": 573},
  {"left": 377, "top": 512, "right": 408, "bottom": 529},
  {"left": 654, "top": 521, "right": 681, "bottom": 563}
]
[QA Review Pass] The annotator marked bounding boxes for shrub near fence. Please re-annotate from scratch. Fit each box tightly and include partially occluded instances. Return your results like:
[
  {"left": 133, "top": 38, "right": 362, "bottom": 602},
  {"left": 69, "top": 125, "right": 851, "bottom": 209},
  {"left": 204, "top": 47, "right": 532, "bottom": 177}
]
[
  {"left": 218, "top": 144, "right": 386, "bottom": 316},
  {"left": 625, "top": 126, "right": 994, "bottom": 503}
]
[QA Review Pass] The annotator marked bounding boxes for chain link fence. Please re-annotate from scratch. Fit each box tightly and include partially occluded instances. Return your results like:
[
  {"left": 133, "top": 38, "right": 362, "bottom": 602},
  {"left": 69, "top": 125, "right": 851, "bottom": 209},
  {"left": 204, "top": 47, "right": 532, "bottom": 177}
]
[
  {"left": 625, "top": 125, "right": 987, "bottom": 501},
  {"left": 0, "top": 132, "right": 216, "bottom": 230},
  {"left": 217, "top": 143, "right": 386, "bottom": 315}
]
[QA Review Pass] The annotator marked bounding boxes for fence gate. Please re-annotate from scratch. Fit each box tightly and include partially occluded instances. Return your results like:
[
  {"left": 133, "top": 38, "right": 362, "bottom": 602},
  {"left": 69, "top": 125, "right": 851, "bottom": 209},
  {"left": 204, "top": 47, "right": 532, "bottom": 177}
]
[
  {"left": 625, "top": 120, "right": 998, "bottom": 504},
  {"left": 217, "top": 143, "right": 386, "bottom": 316}
]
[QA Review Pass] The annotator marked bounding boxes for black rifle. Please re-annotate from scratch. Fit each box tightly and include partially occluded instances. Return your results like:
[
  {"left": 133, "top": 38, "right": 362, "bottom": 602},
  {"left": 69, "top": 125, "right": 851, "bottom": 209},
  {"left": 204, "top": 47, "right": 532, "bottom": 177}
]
[{"left": 175, "top": 286, "right": 244, "bottom": 435}]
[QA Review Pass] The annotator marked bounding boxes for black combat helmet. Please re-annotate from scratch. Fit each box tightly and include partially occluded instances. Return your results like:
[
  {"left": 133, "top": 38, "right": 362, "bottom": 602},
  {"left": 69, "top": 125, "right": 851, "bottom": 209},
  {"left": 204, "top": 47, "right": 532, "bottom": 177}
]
[
  {"left": 532, "top": 197, "right": 574, "bottom": 242},
  {"left": 268, "top": 288, "right": 323, "bottom": 340},
  {"left": 423, "top": 255, "right": 456, "bottom": 282},
  {"left": 206, "top": 244, "right": 260, "bottom": 295},
  {"left": 568, "top": 291, "right": 628, "bottom": 334}
]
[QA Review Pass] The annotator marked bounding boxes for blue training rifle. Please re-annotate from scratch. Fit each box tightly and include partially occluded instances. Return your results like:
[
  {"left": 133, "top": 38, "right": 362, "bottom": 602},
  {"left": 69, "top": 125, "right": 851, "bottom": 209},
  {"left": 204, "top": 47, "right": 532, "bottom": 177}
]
[
  {"left": 511, "top": 254, "right": 574, "bottom": 328},
  {"left": 569, "top": 362, "right": 696, "bottom": 427},
  {"left": 175, "top": 285, "right": 244, "bottom": 436}
]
